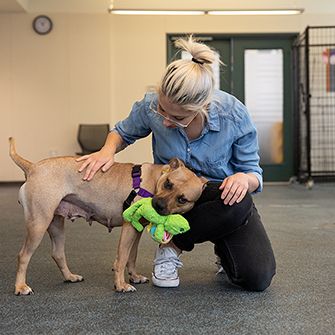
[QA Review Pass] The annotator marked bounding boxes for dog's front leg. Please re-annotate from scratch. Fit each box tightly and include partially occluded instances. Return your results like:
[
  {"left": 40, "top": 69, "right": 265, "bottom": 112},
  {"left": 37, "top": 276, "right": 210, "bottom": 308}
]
[
  {"left": 113, "top": 221, "right": 139, "bottom": 292},
  {"left": 127, "top": 231, "right": 149, "bottom": 285}
]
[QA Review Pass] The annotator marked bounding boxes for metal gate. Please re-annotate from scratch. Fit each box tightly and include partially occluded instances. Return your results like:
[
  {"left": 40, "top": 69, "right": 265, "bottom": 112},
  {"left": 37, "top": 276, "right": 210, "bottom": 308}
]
[{"left": 294, "top": 26, "right": 335, "bottom": 183}]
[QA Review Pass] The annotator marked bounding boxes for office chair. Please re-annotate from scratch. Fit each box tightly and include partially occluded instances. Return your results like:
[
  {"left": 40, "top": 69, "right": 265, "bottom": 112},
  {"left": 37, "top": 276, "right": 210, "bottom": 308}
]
[{"left": 76, "top": 123, "right": 110, "bottom": 155}]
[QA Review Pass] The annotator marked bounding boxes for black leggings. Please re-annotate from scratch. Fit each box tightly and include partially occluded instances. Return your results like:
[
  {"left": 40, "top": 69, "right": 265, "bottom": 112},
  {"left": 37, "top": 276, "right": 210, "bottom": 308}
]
[{"left": 173, "top": 182, "right": 276, "bottom": 292}]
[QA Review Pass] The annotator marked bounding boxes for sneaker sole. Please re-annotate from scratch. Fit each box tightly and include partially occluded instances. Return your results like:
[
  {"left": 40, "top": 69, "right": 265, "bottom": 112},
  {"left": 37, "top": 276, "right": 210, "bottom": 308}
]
[{"left": 152, "top": 274, "right": 180, "bottom": 288}]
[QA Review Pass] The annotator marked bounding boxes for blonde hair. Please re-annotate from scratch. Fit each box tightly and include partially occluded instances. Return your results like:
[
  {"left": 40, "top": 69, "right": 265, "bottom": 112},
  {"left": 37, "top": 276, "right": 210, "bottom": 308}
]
[{"left": 159, "top": 35, "right": 221, "bottom": 119}]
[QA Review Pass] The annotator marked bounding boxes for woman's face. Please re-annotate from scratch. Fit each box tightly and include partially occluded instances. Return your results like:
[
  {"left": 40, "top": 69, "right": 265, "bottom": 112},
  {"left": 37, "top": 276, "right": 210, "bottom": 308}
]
[{"left": 156, "top": 94, "right": 198, "bottom": 129}]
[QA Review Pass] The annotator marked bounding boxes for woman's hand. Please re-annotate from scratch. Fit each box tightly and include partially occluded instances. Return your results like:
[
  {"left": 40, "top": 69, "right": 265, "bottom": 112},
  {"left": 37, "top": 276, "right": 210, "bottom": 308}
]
[
  {"left": 219, "top": 172, "right": 249, "bottom": 206},
  {"left": 76, "top": 147, "right": 115, "bottom": 181}
]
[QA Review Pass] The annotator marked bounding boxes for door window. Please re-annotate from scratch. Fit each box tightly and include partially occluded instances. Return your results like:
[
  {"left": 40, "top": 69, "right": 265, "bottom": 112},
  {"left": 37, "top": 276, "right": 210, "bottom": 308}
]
[{"left": 244, "top": 49, "right": 284, "bottom": 164}]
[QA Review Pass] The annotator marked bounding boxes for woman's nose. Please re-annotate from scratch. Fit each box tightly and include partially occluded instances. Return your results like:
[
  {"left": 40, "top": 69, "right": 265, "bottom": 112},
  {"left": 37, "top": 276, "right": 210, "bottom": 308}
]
[{"left": 163, "top": 119, "right": 176, "bottom": 128}]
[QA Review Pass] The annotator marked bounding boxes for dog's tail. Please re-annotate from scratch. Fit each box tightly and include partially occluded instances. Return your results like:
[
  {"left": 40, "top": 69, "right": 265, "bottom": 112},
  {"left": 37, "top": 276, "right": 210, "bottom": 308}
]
[{"left": 9, "top": 137, "right": 33, "bottom": 177}]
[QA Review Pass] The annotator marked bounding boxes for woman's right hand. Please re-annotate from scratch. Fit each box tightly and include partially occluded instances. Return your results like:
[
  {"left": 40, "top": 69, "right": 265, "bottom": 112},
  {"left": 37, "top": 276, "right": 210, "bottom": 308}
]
[{"left": 76, "top": 147, "right": 115, "bottom": 181}]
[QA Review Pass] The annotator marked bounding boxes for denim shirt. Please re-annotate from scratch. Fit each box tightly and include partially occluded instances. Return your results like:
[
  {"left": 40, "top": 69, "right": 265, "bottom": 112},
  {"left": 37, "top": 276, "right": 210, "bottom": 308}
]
[{"left": 113, "top": 90, "right": 263, "bottom": 193}]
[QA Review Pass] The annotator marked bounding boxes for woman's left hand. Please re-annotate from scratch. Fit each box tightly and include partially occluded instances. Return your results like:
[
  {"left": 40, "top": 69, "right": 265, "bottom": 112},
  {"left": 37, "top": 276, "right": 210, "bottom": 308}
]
[{"left": 219, "top": 172, "right": 249, "bottom": 206}]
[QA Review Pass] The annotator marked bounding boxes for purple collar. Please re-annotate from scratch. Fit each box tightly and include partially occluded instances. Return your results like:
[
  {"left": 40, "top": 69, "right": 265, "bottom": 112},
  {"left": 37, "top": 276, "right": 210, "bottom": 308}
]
[
  {"left": 123, "top": 165, "right": 153, "bottom": 210},
  {"left": 131, "top": 165, "right": 154, "bottom": 198}
]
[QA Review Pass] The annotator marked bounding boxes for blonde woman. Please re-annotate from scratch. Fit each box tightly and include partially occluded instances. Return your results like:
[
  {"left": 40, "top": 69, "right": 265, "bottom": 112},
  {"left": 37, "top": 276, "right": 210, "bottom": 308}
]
[{"left": 77, "top": 36, "right": 276, "bottom": 291}]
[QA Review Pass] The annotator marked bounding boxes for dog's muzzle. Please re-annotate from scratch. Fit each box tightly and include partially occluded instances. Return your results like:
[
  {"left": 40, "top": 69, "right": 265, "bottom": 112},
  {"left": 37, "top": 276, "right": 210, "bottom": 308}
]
[{"left": 152, "top": 197, "right": 169, "bottom": 216}]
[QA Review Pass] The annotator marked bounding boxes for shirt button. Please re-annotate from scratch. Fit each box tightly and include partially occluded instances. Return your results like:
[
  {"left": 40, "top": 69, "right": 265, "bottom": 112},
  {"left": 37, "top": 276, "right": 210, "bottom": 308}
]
[{"left": 187, "top": 148, "right": 191, "bottom": 152}]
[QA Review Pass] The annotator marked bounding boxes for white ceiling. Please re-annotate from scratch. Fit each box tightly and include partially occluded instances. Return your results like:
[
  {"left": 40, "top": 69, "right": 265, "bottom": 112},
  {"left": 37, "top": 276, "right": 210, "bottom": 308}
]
[
  {"left": 0, "top": 0, "right": 25, "bottom": 12},
  {"left": 1, "top": 0, "right": 335, "bottom": 14}
]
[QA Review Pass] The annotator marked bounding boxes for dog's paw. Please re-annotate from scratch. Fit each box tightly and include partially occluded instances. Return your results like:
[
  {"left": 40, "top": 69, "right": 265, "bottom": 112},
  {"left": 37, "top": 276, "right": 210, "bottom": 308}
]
[
  {"left": 15, "top": 284, "right": 34, "bottom": 296},
  {"left": 114, "top": 283, "right": 137, "bottom": 293},
  {"left": 64, "top": 274, "right": 84, "bottom": 283},
  {"left": 129, "top": 274, "right": 149, "bottom": 284}
]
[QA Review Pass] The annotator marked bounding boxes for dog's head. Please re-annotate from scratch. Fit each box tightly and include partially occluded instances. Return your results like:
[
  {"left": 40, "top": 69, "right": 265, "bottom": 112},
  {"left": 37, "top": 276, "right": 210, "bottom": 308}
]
[{"left": 152, "top": 158, "right": 207, "bottom": 215}]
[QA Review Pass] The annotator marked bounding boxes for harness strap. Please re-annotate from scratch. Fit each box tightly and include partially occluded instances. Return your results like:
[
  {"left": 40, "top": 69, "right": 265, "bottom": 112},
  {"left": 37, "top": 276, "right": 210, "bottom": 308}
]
[{"left": 123, "top": 165, "right": 153, "bottom": 211}]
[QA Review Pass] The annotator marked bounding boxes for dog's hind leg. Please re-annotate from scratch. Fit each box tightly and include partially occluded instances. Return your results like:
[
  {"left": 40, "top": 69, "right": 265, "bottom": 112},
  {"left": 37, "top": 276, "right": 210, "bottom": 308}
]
[
  {"left": 15, "top": 215, "right": 52, "bottom": 295},
  {"left": 127, "top": 232, "right": 149, "bottom": 285},
  {"left": 47, "top": 215, "right": 84, "bottom": 284}
]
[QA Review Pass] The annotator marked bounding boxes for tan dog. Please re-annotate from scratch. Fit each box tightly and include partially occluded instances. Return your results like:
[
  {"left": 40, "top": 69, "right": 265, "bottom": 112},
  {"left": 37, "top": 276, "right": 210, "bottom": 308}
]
[{"left": 9, "top": 138, "right": 206, "bottom": 294}]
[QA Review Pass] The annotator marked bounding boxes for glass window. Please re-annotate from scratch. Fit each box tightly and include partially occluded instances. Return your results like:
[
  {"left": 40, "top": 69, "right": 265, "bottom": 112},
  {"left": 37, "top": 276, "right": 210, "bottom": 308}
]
[{"left": 245, "top": 49, "right": 284, "bottom": 164}]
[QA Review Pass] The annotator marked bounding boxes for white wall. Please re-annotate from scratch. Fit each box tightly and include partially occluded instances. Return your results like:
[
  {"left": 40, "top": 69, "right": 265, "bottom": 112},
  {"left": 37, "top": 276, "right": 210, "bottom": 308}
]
[
  {"left": 1, "top": 11, "right": 335, "bottom": 180},
  {"left": 0, "top": 13, "right": 111, "bottom": 180}
]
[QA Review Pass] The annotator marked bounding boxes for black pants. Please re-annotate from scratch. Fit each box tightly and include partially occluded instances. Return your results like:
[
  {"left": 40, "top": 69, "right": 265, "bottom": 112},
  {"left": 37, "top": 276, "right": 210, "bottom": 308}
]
[{"left": 173, "top": 182, "right": 276, "bottom": 292}]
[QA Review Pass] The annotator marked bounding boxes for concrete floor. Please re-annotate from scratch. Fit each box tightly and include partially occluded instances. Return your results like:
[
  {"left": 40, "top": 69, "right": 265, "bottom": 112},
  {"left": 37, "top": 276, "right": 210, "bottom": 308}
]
[{"left": 0, "top": 183, "right": 334, "bottom": 334}]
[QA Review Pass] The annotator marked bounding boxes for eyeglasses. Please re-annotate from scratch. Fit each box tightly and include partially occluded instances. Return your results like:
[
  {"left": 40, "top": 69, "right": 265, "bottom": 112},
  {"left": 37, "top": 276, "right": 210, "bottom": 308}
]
[{"left": 149, "top": 100, "right": 198, "bottom": 128}]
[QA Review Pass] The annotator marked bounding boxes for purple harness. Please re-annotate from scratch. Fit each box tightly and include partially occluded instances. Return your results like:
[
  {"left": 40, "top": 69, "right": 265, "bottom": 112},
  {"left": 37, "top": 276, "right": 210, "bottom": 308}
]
[{"left": 123, "top": 165, "right": 153, "bottom": 210}]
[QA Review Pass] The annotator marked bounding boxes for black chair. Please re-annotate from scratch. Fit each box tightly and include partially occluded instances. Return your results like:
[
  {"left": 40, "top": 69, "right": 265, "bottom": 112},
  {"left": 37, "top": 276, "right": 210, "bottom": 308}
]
[{"left": 76, "top": 124, "right": 110, "bottom": 155}]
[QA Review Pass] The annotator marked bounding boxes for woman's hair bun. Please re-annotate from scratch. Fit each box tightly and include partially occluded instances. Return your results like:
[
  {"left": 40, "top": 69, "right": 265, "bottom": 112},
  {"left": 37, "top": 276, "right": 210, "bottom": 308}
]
[{"left": 174, "top": 35, "right": 219, "bottom": 65}]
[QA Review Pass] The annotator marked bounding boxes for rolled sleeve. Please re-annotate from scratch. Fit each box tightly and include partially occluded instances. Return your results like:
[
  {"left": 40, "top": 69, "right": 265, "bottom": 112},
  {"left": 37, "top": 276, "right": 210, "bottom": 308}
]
[{"left": 113, "top": 96, "right": 152, "bottom": 145}]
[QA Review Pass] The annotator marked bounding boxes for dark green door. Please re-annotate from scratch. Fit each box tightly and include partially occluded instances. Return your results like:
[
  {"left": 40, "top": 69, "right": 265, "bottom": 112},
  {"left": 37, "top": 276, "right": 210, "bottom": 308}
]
[{"left": 167, "top": 34, "right": 296, "bottom": 181}]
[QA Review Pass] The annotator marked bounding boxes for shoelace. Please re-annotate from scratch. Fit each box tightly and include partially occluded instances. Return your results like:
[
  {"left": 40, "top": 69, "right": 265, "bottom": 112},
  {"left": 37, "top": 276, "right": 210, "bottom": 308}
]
[{"left": 154, "top": 257, "right": 183, "bottom": 276}]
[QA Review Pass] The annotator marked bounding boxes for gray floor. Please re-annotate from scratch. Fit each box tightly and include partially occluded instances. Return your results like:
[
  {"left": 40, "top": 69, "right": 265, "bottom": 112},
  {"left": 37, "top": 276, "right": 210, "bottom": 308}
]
[{"left": 0, "top": 183, "right": 334, "bottom": 335}]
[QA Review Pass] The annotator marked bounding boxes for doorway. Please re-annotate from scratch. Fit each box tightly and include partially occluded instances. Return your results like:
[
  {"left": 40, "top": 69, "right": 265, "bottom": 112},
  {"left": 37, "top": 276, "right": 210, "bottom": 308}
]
[{"left": 167, "top": 34, "right": 297, "bottom": 182}]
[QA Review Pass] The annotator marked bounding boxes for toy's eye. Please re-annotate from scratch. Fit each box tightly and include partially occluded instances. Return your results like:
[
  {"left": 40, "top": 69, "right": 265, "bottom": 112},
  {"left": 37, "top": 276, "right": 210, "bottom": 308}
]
[
  {"left": 164, "top": 179, "right": 173, "bottom": 190},
  {"left": 177, "top": 196, "right": 188, "bottom": 204}
]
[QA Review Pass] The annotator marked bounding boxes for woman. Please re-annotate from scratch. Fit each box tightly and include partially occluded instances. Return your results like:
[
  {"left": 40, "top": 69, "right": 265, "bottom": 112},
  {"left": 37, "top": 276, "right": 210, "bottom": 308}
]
[{"left": 77, "top": 36, "right": 276, "bottom": 291}]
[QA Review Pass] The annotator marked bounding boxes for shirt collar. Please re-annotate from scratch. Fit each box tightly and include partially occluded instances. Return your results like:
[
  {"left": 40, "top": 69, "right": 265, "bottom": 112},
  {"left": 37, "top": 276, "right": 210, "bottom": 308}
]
[{"left": 207, "top": 102, "right": 220, "bottom": 132}]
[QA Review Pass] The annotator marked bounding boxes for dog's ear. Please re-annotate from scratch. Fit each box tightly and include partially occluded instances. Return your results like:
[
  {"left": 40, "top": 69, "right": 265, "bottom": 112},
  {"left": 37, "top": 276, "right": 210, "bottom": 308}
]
[
  {"left": 168, "top": 158, "right": 185, "bottom": 170},
  {"left": 161, "top": 158, "right": 185, "bottom": 175},
  {"left": 199, "top": 176, "right": 208, "bottom": 190}
]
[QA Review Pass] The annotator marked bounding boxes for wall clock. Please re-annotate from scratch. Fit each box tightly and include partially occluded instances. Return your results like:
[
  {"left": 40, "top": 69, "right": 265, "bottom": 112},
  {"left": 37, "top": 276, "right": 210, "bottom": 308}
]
[{"left": 32, "top": 15, "right": 53, "bottom": 35}]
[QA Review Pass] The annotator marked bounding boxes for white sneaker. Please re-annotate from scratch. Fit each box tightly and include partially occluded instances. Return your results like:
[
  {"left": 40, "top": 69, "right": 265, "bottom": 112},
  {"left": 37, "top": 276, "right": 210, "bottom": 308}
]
[{"left": 152, "top": 247, "right": 183, "bottom": 288}]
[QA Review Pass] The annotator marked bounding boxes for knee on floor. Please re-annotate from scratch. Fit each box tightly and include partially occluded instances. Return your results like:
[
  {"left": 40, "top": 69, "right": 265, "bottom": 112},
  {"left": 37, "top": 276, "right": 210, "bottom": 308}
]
[{"left": 236, "top": 266, "right": 276, "bottom": 292}]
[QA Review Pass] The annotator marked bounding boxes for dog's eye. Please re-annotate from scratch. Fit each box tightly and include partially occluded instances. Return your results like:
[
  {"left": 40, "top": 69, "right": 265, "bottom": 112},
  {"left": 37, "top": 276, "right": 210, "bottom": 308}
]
[
  {"left": 164, "top": 179, "right": 173, "bottom": 190},
  {"left": 177, "top": 196, "right": 188, "bottom": 204}
]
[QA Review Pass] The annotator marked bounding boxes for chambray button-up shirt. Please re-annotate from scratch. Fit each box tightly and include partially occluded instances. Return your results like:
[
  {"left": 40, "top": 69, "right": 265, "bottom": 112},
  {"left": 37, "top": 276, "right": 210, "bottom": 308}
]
[{"left": 113, "top": 89, "right": 263, "bottom": 193}]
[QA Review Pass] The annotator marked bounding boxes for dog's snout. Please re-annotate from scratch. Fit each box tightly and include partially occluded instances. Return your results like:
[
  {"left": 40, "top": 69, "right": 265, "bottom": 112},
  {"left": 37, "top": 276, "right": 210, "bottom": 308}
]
[{"left": 152, "top": 197, "right": 168, "bottom": 215}]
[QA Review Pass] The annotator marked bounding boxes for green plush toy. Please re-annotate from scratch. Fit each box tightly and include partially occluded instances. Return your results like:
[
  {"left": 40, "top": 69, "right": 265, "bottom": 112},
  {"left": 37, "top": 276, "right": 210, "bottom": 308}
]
[{"left": 122, "top": 198, "right": 190, "bottom": 244}]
